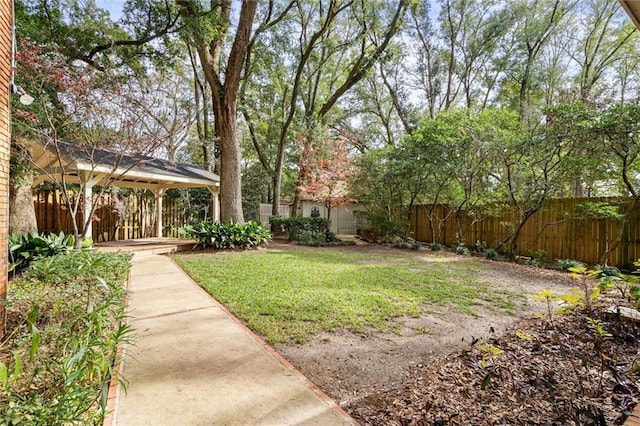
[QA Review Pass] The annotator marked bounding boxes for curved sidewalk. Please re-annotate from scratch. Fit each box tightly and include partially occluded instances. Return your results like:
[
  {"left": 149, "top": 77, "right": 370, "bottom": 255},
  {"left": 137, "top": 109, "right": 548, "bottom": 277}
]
[{"left": 106, "top": 252, "right": 356, "bottom": 426}]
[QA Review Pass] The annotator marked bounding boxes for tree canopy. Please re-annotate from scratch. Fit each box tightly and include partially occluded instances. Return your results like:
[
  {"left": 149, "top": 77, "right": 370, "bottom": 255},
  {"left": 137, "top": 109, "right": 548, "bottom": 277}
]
[{"left": 11, "top": 0, "right": 640, "bottom": 261}]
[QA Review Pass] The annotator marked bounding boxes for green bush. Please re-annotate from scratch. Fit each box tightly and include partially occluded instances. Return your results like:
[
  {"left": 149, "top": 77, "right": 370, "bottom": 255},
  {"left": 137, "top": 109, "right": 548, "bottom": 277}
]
[
  {"left": 430, "top": 242, "right": 443, "bottom": 251},
  {"left": 8, "top": 231, "right": 76, "bottom": 274},
  {"left": 394, "top": 238, "right": 421, "bottom": 250},
  {"left": 354, "top": 211, "right": 406, "bottom": 242},
  {"left": 486, "top": 248, "right": 500, "bottom": 260},
  {"left": 298, "top": 230, "right": 326, "bottom": 246},
  {"left": 557, "top": 259, "right": 585, "bottom": 271},
  {"left": 1, "top": 251, "right": 131, "bottom": 425},
  {"left": 527, "top": 249, "right": 547, "bottom": 267},
  {"left": 269, "top": 216, "right": 328, "bottom": 241},
  {"left": 455, "top": 244, "right": 471, "bottom": 256},
  {"left": 594, "top": 264, "right": 621, "bottom": 277},
  {"left": 180, "top": 221, "right": 271, "bottom": 249}
]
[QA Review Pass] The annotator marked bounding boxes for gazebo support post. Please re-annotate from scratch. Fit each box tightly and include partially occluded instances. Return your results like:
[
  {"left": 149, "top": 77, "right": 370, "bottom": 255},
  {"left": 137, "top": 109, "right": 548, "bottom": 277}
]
[
  {"left": 155, "top": 188, "right": 166, "bottom": 238},
  {"left": 80, "top": 174, "right": 101, "bottom": 242},
  {"left": 208, "top": 187, "right": 220, "bottom": 222}
]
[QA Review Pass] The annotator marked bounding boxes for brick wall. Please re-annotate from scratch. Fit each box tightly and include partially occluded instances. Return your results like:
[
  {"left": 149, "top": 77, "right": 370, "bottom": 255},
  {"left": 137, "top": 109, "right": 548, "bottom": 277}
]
[{"left": 0, "top": 0, "right": 12, "bottom": 338}]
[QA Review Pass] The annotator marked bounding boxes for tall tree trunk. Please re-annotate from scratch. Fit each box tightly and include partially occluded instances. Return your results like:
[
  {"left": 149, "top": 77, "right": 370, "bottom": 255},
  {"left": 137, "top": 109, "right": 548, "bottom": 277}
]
[
  {"left": 9, "top": 141, "right": 37, "bottom": 235},
  {"left": 9, "top": 184, "right": 37, "bottom": 235},
  {"left": 179, "top": 0, "right": 258, "bottom": 223},
  {"left": 215, "top": 103, "right": 245, "bottom": 223},
  {"left": 518, "top": 59, "right": 531, "bottom": 122},
  {"left": 271, "top": 158, "right": 283, "bottom": 217}
]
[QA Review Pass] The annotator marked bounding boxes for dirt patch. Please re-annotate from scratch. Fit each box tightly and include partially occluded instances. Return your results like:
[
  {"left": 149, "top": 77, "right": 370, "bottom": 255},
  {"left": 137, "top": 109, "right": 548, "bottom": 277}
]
[
  {"left": 344, "top": 310, "right": 640, "bottom": 425},
  {"left": 276, "top": 246, "right": 576, "bottom": 403},
  {"left": 180, "top": 242, "right": 638, "bottom": 422}
]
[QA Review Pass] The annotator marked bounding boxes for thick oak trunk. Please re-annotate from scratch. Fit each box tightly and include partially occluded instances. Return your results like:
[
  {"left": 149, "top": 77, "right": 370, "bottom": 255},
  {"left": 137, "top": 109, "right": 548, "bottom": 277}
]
[
  {"left": 9, "top": 183, "right": 37, "bottom": 235},
  {"left": 216, "top": 104, "right": 245, "bottom": 223}
]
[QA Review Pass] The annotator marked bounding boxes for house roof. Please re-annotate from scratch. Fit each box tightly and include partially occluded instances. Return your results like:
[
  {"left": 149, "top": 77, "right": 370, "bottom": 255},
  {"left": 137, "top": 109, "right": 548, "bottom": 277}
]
[
  {"left": 620, "top": 1, "right": 640, "bottom": 30},
  {"left": 30, "top": 139, "right": 219, "bottom": 192}
]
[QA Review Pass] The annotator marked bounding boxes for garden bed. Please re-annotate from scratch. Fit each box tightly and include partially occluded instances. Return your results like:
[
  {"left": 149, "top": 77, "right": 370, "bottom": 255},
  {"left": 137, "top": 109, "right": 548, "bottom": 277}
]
[{"left": 0, "top": 251, "right": 131, "bottom": 425}]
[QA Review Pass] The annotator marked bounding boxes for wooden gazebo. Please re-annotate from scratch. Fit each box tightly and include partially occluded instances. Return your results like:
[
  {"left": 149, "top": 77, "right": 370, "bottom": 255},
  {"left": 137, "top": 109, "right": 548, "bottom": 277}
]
[{"left": 29, "top": 139, "right": 220, "bottom": 238}]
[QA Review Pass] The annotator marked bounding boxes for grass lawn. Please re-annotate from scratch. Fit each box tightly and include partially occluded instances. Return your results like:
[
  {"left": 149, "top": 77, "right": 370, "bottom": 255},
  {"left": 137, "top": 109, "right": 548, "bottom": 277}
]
[{"left": 174, "top": 245, "right": 518, "bottom": 344}]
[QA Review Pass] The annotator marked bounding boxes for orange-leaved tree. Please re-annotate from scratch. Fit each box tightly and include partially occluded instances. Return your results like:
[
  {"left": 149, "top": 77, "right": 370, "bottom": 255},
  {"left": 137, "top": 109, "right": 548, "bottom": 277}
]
[{"left": 297, "top": 132, "right": 354, "bottom": 232}]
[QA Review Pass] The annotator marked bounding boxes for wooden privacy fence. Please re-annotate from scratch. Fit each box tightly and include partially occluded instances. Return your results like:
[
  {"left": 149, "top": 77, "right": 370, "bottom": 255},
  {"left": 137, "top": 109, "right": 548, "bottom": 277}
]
[
  {"left": 409, "top": 198, "right": 640, "bottom": 268},
  {"left": 34, "top": 189, "right": 208, "bottom": 242}
]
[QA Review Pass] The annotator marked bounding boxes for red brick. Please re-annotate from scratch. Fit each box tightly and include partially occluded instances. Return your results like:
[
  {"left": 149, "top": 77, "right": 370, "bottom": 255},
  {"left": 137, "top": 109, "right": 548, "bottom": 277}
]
[{"left": 0, "top": 0, "right": 11, "bottom": 338}]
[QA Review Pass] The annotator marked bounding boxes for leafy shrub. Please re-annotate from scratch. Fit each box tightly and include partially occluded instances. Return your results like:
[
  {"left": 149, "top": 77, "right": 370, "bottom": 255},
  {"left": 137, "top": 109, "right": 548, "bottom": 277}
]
[
  {"left": 298, "top": 230, "right": 326, "bottom": 246},
  {"left": 269, "top": 216, "right": 327, "bottom": 241},
  {"left": 456, "top": 244, "right": 471, "bottom": 256},
  {"left": 594, "top": 264, "right": 621, "bottom": 277},
  {"left": 0, "top": 251, "right": 131, "bottom": 424},
  {"left": 353, "top": 211, "right": 406, "bottom": 242},
  {"left": 8, "top": 231, "right": 76, "bottom": 274},
  {"left": 486, "top": 248, "right": 500, "bottom": 260},
  {"left": 180, "top": 221, "right": 271, "bottom": 249},
  {"left": 475, "top": 240, "right": 487, "bottom": 253},
  {"left": 557, "top": 259, "right": 585, "bottom": 271},
  {"left": 430, "top": 242, "right": 443, "bottom": 251},
  {"left": 394, "top": 238, "right": 421, "bottom": 250},
  {"left": 527, "top": 249, "right": 547, "bottom": 267}
]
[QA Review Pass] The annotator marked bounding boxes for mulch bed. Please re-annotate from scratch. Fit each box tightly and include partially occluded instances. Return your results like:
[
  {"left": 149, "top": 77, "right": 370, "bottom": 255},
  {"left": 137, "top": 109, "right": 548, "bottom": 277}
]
[{"left": 345, "top": 303, "right": 640, "bottom": 425}]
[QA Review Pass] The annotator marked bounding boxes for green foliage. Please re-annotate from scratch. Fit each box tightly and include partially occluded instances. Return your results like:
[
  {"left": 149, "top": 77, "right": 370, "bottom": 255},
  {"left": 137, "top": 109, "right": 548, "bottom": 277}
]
[
  {"left": 297, "top": 230, "right": 326, "bottom": 247},
  {"left": 15, "top": 0, "right": 180, "bottom": 74},
  {"left": 567, "top": 265, "right": 604, "bottom": 315},
  {"left": 354, "top": 210, "right": 407, "bottom": 243},
  {"left": 394, "top": 238, "right": 421, "bottom": 250},
  {"left": 430, "top": 242, "right": 443, "bottom": 251},
  {"left": 485, "top": 248, "right": 500, "bottom": 260},
  {"left": 269, "top": 216, "right": 328, "bottom": 241},
  {"left": 593, "top": 264, "right": 621, "bottom": 277},
  {"left": 527, "top": 249, "right": 547, "bottom": 267},
  {"left": 575, "top": 201, "right": 623, "bottom": 220},
  {"left": 164, "top": 188, "right": 212, "bottom": 224},
  {"left": 533, "top": 289, "right": 559, "bottom": 320},
  {"left": 0, "top": 251, "right": 131, "bottom": 425},
  {"left": 296, "top": 229, "right": 344, "bottom": 247},
  {"left": 8, "top": 231, "right": 78, "bottom": 274},
  {"left": 240, "top": 164, "right": 270, "bottom": 222},
  {"left": 180, "top": 221, "right": 271, "bottom": 249},
  {"left": 455, "top": 244, "right": 471, "bottom": 256},
  {"left": 557, "top": 259, "right": 585, "bottom": 271}
]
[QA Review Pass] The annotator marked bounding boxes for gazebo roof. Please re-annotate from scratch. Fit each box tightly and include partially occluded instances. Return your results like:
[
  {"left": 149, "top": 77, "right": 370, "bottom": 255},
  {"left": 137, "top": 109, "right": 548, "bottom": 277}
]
[
  {"left": 620, "top": 1, "right": 640, "bottom": 30},
  {"left": 30, "top": 139, "right": 219, "bottom": 191}
]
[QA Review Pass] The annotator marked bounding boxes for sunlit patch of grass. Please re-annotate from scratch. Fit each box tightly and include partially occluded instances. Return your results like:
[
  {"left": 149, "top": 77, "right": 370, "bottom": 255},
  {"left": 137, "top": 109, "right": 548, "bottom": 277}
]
[{"left": 175, "top": 246, "right": 519, "bottom": 344}]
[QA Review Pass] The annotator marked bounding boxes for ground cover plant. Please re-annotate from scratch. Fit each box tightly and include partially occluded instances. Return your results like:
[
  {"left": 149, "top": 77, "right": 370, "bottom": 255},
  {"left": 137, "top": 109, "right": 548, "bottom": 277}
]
[
  {"left": 175, "top": 245, "right": 519, "bottom": 345},
  {"left": 7, "top": 231, "right": 89, "bottom": 275},
  {"left": 0, "top": 251, "right": 131, "bottom": 425},
  {"left": 269, "top": 216, "right": 328, "bottom": 241}
]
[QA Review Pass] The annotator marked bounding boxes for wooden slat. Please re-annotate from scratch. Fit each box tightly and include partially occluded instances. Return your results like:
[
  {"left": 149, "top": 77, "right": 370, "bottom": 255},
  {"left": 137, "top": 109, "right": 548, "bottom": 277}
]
[{"left": 408, "top": 197, "right": 640, "bottom": 268}]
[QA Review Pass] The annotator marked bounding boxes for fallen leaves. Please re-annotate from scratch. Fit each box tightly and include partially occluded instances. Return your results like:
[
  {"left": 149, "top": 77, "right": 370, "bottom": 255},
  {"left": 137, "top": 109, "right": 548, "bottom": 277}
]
[{"left": 346, "top": 305, "right": 640, "bottom": 425}]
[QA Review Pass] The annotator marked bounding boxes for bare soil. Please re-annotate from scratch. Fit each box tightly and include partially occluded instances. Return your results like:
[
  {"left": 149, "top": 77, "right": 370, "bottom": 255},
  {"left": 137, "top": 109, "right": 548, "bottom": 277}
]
[{"left": 275, "top": 244, "right": 640, "bottom": 425}]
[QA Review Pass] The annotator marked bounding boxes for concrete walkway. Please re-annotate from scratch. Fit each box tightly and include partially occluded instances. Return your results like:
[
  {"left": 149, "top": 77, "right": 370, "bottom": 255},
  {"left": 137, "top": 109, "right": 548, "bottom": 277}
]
[{"left": 107, "top": 252, "right": 356, "bottom": 426}]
